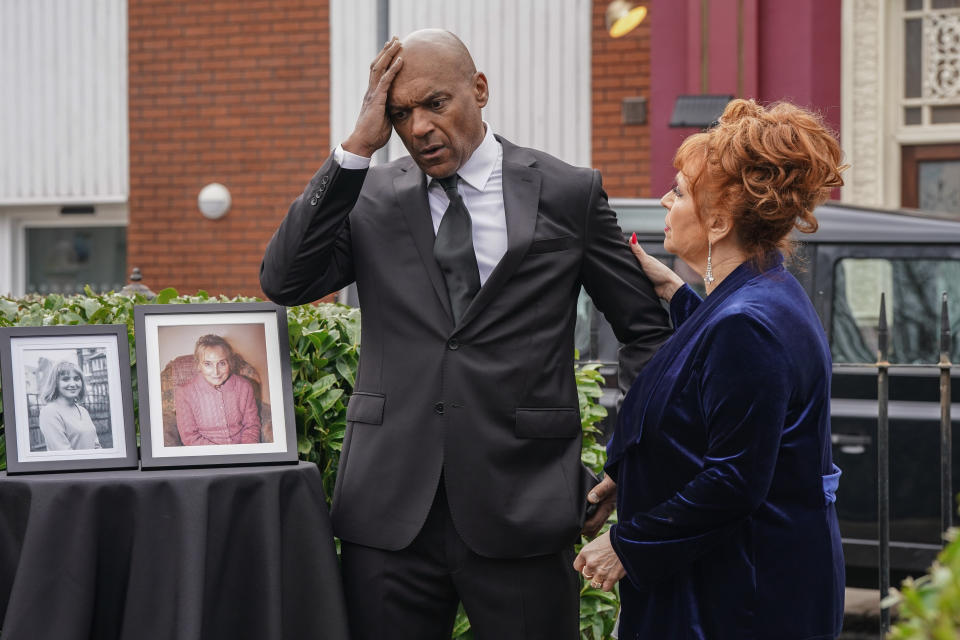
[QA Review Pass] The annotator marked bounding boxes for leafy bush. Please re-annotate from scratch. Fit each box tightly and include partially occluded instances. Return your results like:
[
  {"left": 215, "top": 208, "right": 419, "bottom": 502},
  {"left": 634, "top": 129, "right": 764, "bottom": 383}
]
[
  {"left": 885, "top": 527, "right": 960, "bottom": 639},
  {"left": 0, "top": 290, "right": 620, "bottom": 639},
  {"left": 575, "top": 363, "right": 620, "bottom": 640}
]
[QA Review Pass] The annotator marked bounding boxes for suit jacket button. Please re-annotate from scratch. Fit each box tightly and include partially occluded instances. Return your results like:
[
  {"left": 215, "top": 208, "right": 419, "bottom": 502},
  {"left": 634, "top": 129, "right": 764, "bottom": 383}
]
[
  {"left": 447, "top": 339, "right": 459, "bottom": 350},
  {"left": 434, "top": 402, "right": 445, "bottom": 415},
  {"left": 310, "top": 196, "right": 318, "bottom": 206}
]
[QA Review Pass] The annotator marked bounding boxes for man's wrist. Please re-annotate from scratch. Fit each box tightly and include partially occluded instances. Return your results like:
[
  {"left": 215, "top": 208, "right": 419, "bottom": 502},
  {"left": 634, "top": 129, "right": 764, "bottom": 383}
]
[
  {"left": 335, "top": 144, "right": 373, "bottom": 170},
  {"left": 341, "top": 135, "right": 377, "bottom": 159}
]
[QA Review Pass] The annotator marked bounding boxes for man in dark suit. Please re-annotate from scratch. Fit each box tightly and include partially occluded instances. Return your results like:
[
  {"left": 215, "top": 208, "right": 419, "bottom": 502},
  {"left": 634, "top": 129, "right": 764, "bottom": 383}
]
[{"left": 260, "top": 29, "right": 670, "bottom": 640}]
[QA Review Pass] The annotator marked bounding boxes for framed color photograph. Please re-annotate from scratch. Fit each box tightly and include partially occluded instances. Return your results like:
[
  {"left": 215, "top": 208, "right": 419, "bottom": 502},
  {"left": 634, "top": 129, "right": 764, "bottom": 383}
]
[
  {"left": 134, "top": 302, "right": 297, "bottom": 469},
  {"left": 0, "top": 324, "right": 138, "bottom": 473}
]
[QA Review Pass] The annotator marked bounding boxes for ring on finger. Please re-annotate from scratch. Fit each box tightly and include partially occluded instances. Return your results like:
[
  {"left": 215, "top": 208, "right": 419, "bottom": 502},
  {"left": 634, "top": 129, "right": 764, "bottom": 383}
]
[
  {"left": 581, "top": 569, "right": 594, "bottom": 579},
  {"left": 591, "top": 579, "right": 603, "bottom": 589}
]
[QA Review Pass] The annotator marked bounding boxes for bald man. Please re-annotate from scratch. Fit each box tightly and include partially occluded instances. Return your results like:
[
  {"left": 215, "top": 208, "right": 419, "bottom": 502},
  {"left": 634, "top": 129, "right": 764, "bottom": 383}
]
[{"left": 261, "top": 30, "right": 670, "bottom": 640}]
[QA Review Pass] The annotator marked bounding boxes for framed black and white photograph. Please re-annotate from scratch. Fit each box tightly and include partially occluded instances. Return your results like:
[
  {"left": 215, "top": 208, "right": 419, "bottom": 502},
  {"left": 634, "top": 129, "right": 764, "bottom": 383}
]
[
  {"left": 134, "top": 302, "right": 297, "bottom": 469},
  {"left": 0, "top": 325, "right": 138, "bottom": 473}
]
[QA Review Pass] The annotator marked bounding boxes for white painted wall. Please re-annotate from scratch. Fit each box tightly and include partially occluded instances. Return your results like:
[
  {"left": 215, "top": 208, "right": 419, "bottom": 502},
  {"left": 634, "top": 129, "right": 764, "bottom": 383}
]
[
  {"left": 330, "top": 0, "right": 381, "bottom": 161},
  {"left": 0, "top": 0, "right": 129, "bottom": 205},
  {"left": 330, "top": 0, "right": 592, "bottom": 167}
]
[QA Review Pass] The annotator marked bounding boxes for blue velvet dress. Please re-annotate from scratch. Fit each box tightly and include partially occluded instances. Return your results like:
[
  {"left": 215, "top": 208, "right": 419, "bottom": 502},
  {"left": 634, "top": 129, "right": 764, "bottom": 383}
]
[{"left": 605, "top": 257, "right": 844, "bottom": 640}]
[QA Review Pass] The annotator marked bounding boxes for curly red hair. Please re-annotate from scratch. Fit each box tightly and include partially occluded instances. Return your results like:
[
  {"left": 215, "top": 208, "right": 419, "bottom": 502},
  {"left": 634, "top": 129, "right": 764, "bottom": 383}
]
[{"left": 675, "top": 99, "right": 846, "bottom": 264}]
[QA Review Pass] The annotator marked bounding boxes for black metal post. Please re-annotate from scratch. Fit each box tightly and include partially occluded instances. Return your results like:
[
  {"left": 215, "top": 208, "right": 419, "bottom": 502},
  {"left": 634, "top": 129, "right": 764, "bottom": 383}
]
[
  {"left": 877, "top": 293, "right": 891, "bottom": 634},
  {"left": 940, "top": 292, "right": 953, "bottom": 536},
  {"left": 373, "top": 0, "right": 390, "bottom": 167}
]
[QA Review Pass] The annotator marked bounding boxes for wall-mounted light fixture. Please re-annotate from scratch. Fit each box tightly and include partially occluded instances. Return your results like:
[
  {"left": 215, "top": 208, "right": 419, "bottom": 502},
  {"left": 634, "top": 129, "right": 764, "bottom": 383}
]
[
  {"left": 606, "top": 0, "right": 647, "bottom": 38},
  {"left": 198, "top": 183, "right": 231, "bottom": 220},
  {"left": 669, "top": 95, "right": 734, "bottom": 128}
]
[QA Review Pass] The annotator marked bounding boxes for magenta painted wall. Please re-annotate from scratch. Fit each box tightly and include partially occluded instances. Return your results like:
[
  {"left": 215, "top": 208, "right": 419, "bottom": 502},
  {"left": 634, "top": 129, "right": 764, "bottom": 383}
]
[
  {"left": 650, "top": 0, "right": 695, "bottom": 198},
  {"left": 648, "top": 0, "right": 841, "bottom": 197},
  {"left": 757, "top": 1, "right": 842, "bottom": 129}
]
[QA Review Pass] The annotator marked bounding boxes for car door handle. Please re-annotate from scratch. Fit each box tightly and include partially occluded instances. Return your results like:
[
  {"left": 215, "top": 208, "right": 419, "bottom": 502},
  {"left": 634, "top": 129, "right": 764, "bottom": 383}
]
[{"left": 831, "top": 433, "right": 871, "bottom": 455}]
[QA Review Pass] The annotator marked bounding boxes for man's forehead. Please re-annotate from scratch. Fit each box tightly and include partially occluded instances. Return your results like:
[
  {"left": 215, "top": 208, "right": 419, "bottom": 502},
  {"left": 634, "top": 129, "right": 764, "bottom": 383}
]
[{"left": 388, "top": 82, "right": 448, "bottom": 109}]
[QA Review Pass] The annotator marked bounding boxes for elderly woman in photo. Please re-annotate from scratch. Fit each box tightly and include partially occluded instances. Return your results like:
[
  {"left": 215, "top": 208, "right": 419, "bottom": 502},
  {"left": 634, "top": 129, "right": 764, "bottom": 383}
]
[
  {"left": 174, "top": 334, "right": 260, "bottom": 445},
  {"left": 38, "top": 361, "right": 101, "bottom": 451},
  {"left": 575, "top": 99, "right": 846, "bottom": 639}
]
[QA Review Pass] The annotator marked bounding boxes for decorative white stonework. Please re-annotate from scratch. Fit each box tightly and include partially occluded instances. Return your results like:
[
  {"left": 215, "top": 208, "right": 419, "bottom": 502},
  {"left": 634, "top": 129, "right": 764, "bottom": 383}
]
[
  {"left": 843, "top": 0, "right": 885, "bottom": 206},
  {"left": 925, "top": 13, "right": 960, "bottom": 99}
]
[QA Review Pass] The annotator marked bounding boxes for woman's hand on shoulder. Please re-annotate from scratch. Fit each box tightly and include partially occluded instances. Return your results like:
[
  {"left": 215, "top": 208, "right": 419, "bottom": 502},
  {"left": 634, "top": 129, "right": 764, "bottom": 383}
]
[{"left": 629, "top": 236, "right": 684, "bottom": 302}]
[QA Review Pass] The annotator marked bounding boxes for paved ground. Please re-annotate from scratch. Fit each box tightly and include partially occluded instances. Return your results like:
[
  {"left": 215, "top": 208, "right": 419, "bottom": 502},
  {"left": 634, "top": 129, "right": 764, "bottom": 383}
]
[{"left": 840, "top": 588, "right": 888, "bottom": 640}]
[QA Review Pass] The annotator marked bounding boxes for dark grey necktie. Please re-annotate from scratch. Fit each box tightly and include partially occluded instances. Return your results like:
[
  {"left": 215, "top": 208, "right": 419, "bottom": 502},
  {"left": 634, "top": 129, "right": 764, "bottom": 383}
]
[{"left": 434, "top": 175, "right": 481, "bottom": 324}]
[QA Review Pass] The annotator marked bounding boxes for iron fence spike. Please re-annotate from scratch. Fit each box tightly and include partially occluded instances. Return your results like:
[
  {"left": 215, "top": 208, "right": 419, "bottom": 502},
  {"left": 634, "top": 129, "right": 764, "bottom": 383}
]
[
  {"left": 878, "top": 292, "right": 888, "bottom": 362},
  {"left": 942, "top": 292, "right": 951, "bottom": 357}
]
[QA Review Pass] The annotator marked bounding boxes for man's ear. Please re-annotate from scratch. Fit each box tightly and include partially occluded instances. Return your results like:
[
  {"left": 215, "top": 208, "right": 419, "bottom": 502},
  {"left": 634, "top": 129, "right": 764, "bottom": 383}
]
[{"left": 474, "top": 72, "right": 489, "bottom": 108}]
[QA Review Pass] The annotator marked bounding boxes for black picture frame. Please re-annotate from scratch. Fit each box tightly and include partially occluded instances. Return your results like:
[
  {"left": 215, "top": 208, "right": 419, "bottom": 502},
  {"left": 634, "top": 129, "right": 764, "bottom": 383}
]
[
  {"left": 0, "top": 324, "right": 138, "bottom": 474},
  {"left": 134, "top": 302, "right": 297, "bottom": 469}
]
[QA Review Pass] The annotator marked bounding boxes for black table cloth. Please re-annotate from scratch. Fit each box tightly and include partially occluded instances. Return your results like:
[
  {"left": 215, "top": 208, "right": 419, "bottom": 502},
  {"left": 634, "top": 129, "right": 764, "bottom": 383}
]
[{"left": 0, "top": 462, "right": 349, "bottom": 640}]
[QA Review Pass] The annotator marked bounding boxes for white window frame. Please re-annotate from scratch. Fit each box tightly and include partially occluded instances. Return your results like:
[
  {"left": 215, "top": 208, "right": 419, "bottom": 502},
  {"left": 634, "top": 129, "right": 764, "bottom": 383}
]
[
  {"left": 0, "top": 204, "right": 128, "bottom": 297},
  {"left": 892, "top": 1, "right": 960, "bottom": 203},
  {"left": 842, "top": 0, "right": 960, "bottom": 208}
]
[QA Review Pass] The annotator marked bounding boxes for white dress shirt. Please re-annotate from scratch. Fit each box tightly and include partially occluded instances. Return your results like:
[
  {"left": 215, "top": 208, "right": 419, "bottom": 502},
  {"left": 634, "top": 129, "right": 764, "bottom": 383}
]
[{"left": 334, "top": 124, "right": 508, "bottom": 285}]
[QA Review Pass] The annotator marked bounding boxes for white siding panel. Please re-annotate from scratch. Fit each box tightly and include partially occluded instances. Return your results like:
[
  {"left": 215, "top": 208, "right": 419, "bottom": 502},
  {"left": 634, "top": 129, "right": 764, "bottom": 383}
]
[
  {"left": 330, "top": 0, "right": 380, "bottom": 157},
  {"left": 0, "top": 0, "right": 128, "bottom": 204},
  {"left": 387, "top": 0, "right": 591, "bottom": 166},
  {"left": 328, "top": 0, "right": 591, "bottom": 167}
]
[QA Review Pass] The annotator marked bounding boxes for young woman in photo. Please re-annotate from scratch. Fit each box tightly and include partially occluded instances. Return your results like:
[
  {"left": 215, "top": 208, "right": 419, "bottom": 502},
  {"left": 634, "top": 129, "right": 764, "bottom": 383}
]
[{"left": 38, "top": 361, "right": 102, "bottom": 451}]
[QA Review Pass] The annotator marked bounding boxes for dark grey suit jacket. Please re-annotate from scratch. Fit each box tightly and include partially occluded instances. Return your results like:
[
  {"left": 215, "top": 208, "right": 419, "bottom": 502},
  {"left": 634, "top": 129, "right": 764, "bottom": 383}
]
[{"left": 260, "top": 136, "right": 671, "bottom": 558}]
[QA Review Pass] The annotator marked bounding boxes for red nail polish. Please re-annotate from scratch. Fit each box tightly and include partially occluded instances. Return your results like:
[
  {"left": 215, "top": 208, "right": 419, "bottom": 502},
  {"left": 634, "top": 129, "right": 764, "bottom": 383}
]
[{"left": 630, "top": 232, "right": 637, "bottom": 245}]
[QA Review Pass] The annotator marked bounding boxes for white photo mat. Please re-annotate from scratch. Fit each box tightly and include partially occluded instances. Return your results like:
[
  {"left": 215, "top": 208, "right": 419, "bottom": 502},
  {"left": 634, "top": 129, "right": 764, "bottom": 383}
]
[
  {"left": 10, "top": 334, "right": 128, "bottom": 462},
  {"left": 143, "top": 311, "right": 289, "bottom": 458}
]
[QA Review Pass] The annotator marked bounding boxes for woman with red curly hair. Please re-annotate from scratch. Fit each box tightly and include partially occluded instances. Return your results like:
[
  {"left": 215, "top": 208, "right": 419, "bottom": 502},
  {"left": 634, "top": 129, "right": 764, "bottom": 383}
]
[{"left": 575, "top": 99, "right": 847, "bottom": 639}]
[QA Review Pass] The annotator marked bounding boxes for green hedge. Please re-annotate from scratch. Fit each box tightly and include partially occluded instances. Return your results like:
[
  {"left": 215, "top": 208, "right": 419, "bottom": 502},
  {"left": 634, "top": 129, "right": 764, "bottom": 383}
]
[
  {"left": 885, "top": 524, "right": 960, "bottom": 638},
  {"left": 0, "top": 288, "right": 618, "bottom": 639}
]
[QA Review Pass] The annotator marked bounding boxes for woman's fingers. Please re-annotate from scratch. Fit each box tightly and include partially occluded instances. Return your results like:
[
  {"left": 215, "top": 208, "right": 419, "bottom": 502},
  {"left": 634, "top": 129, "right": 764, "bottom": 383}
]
[
  {"left": 572, "top": 552, "right": 586, "bottom": 573},
  {"left": 628, "top": 237, "right": 684, "bottom": 301},
  {"left": 574, "top": 531, "right": 626, "bottom": 592}
]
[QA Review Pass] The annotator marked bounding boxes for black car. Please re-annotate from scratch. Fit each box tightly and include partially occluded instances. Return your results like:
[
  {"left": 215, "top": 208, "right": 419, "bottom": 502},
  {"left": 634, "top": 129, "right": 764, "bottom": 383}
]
[{"left": 576, "top": 199, "right": 960, "bottom": 587}]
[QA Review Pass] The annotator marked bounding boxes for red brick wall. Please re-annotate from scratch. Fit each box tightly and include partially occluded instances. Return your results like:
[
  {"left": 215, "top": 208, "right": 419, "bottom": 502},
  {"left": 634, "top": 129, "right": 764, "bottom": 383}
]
[
  {"left": 591, "top": 0, "right": 652, "bottom": 198},
  {"left": 128, "top": 0, "right": 329, "bottom": 298}
]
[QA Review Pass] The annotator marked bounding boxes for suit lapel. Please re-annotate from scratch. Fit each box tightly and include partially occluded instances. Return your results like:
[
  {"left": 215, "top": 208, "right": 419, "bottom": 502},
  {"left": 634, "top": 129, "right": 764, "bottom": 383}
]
[
  {"left": 457, "top": 140, "right": 540, "bottom": 329},
  {"left": 393, "top": 160, "right": 454, "bottom": 323}
]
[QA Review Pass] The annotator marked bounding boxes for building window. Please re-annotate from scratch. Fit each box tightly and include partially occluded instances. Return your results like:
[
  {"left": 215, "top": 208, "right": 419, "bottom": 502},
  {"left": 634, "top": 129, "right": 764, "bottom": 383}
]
[
  {"left": 899, "top": 1, "right": 960, "bottom": 213},
  {"left": 25, "top": 226, "right": 126, "bottom": 295},
  {"left": 902, "top": 0, "right": 960, "bottom": 127},
  {"left": 902, "top": 143, "right": 960, "bottom": 212}
]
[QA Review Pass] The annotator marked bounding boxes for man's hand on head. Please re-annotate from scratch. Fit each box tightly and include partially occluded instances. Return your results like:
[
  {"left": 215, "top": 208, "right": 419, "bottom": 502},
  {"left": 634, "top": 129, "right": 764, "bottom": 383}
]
[{"left": 343, "top": 37, "right": 404, "bottom": 158}]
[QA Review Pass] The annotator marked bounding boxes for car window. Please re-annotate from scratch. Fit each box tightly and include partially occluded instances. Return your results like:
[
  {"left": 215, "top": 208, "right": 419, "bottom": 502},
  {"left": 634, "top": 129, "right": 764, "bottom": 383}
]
[{"left": 831, "top": 258, "right": 960, "bottom": 364}]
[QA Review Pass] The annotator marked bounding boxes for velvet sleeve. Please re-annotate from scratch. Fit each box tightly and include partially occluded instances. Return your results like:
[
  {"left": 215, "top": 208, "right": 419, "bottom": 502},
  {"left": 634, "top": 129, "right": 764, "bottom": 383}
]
[
  {"left": 669, "top": 284, "right": 702, "bottom": 328},
  {"left": 610, "top": 313, "right": 791, "bottom": 588}
]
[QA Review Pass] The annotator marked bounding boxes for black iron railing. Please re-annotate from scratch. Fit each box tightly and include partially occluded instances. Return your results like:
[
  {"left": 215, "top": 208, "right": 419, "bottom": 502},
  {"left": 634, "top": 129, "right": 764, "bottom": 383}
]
[{"left": 866, "top": 292, "right": 952, "bottom": 635}]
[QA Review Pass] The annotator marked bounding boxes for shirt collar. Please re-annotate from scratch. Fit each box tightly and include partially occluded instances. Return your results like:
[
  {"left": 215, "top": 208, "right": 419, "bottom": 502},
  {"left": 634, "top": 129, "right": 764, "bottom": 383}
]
[{"left": 428, "top": 122, "right": 499, "bottom": 192}]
